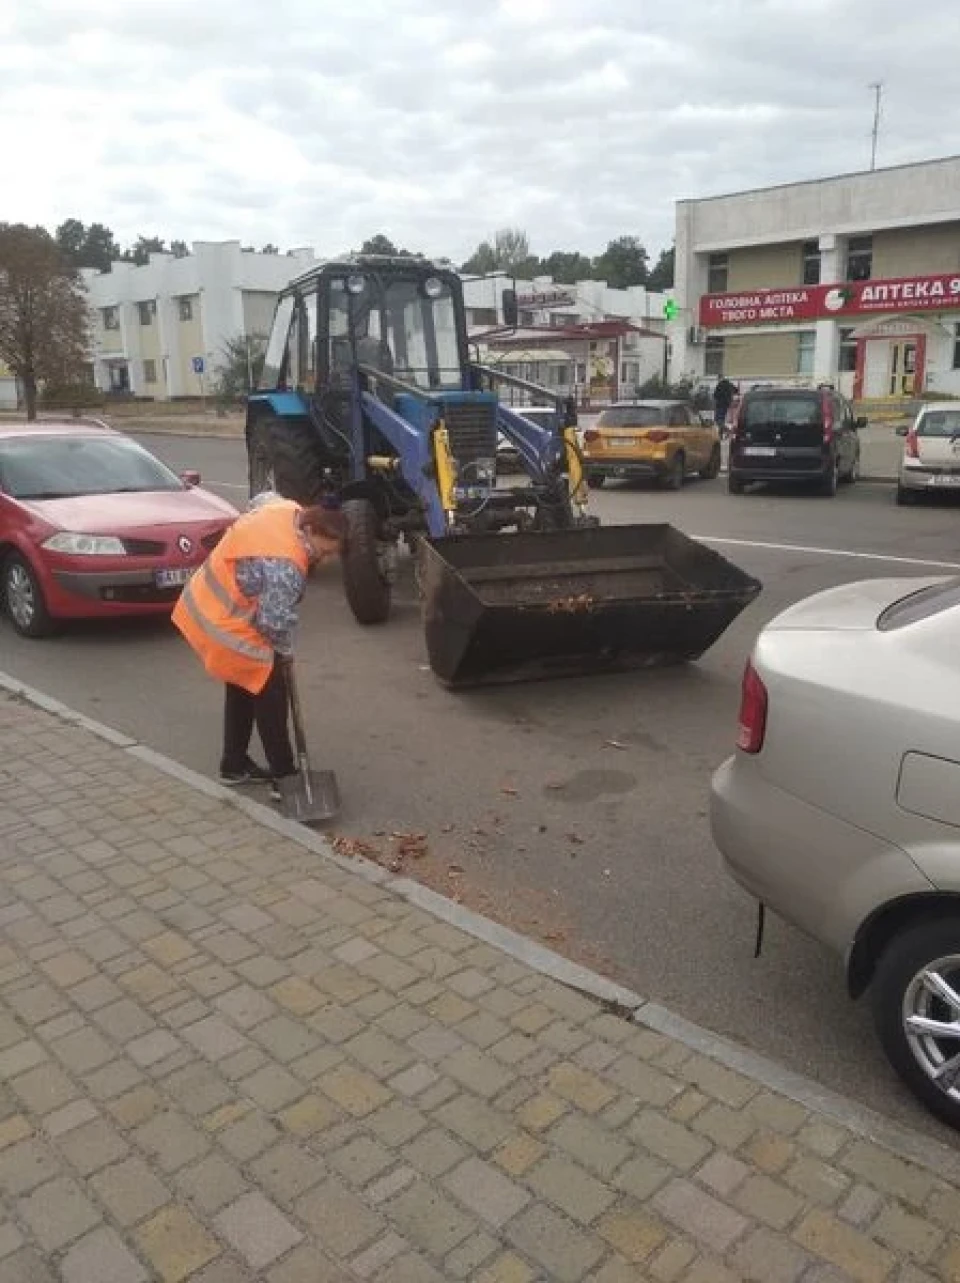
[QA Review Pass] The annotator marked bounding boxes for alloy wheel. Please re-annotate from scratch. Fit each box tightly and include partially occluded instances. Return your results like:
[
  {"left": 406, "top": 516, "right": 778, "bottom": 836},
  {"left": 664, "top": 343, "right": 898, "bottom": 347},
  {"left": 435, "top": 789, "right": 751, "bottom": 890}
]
[
  {"left": 903, "top": 953, "right": 960, "bottom": 1101},
  {"left": 6, "top": 563, "right": 36, "bottom": 630}
]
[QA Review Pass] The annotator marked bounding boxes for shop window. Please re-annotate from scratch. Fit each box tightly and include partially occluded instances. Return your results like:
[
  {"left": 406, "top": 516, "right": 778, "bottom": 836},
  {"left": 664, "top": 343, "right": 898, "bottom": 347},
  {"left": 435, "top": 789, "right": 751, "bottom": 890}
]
[
  {"left": 846, "top": 236, "right": 872, "bottom": 282},
  {"left": 802, "top": 240, "right": 821, "bottom": 286},
  {"left": 178, "top": 297, "right": 193, "bottom": 322},
  {"left": 839, "top": 328, "right": 858, "bottom": 372},
  {"left": 704, "top": 335, "right": 725, "bottom": 376},
  {"left": 797, "top": 332, "right": 816, "bottom": 376},
  {"left": 143, "top": 359, "right": 157, "bottom": 384},
  {"left": 707, "top": 253, "right": 728, "bottom": 294}
]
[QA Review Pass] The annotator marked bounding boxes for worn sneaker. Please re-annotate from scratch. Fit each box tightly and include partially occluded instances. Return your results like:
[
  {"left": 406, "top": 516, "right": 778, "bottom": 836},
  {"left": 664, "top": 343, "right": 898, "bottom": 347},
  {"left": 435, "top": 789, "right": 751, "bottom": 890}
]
[
  {"left": 269, "top": 771, "right": 298, "bottom": 802},
  {"left": 219, "top": 758, "right": 272, "bottom": 786}
]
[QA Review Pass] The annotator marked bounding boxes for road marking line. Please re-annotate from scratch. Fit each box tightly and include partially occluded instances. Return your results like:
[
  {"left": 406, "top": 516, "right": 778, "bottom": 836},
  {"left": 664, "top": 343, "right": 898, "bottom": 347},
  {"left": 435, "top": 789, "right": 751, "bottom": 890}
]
[{"left": 694, "top": 535, "right": 960, "bottom": 572}]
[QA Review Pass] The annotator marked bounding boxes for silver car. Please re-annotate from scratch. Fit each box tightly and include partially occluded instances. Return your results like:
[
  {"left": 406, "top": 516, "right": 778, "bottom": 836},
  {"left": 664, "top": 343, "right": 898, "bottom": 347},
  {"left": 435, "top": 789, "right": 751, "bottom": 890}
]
[
  {"left": 711, "top": 574, "right": 960, "bottom": 1129},
  {"left": 897, "top": 401, "right": 960, "bottom": 503}
]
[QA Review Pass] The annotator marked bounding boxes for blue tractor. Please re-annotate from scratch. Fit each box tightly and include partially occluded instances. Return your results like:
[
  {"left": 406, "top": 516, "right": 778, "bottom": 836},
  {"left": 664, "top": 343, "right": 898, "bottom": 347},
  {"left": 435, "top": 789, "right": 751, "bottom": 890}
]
[{"left": 246, "top": 255, "right": 760, "bottom": 687}]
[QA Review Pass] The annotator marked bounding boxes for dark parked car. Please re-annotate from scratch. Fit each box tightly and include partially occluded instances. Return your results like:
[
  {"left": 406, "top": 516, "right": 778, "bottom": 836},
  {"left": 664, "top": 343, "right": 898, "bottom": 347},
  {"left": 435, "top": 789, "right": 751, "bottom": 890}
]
[{"left": 728, "top": 386, "right": 864, "bottom": 496}]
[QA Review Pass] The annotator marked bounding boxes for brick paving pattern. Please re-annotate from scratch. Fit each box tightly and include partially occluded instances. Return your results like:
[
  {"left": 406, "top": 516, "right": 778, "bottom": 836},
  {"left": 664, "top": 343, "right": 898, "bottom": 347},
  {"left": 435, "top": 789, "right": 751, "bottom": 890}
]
[{"left": 0, "top": 690, "right": 957, "bottom": 1281}]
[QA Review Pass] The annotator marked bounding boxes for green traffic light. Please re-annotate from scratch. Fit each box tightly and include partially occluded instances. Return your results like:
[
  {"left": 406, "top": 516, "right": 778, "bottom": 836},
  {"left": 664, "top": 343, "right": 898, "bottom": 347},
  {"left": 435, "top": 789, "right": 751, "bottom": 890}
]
[{"left": 663, "top": 299, "right": 678, "bottom": 320}]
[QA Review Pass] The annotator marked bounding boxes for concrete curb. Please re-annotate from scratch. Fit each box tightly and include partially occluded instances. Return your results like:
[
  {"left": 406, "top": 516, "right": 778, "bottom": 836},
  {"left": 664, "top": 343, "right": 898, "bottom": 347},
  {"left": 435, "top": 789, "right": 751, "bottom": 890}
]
[{"left": 2, "top": 666, "right": 958, "bottom": 1178}]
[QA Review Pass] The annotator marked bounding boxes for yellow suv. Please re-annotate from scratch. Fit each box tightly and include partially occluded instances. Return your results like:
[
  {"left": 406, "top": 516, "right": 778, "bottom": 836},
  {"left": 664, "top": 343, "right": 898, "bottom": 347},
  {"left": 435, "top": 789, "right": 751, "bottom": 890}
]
[{"left": 582, "top": 399, "right": 721, "bottom": 490}]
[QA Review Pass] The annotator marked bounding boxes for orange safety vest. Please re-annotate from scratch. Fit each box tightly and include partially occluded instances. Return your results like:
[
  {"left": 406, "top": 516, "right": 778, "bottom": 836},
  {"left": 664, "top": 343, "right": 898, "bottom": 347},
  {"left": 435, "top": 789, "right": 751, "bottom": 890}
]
[{"left": 172, "top": 498, "right": 308, "bottom": 694}]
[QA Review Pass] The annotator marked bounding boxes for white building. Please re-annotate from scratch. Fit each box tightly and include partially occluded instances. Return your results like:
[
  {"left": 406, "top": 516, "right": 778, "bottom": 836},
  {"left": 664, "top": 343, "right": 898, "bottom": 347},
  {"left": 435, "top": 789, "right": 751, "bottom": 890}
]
[
  {"left": 462, "top": 271, "right": 668, "bottom": 334},
  {"left": 82, "top": 241, "right": 318, "bottom": 400},
  {"left": 672, "top": 154, "right": 960, "bottom": 401}
]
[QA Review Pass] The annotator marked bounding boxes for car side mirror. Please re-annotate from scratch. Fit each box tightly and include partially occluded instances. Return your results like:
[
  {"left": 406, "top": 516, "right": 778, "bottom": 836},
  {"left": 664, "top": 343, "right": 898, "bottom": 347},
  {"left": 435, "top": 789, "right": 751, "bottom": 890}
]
[
  {"left": 895, "top": 426, "right": 909, "bottom": 438},
  {"left": 181, "top": 470, "right": 201, "bottom": 487},
  {"left": 501, "top": 288, "right": 518, "bottom": 329},
  {"left": 854, "top": 416, "right": 868, "bottom": 429}
]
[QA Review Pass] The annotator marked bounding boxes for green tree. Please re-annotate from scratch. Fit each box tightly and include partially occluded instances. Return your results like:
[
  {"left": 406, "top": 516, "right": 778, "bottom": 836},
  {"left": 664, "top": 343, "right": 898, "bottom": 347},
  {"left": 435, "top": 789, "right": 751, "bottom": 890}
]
[
  {"left": 360, "top": 234, "right": 398, "bottom": 256},
  {"left": 215, "top": 332, "right": 268, "bottom": 401},
  {"left": 647, "top": 244, "right": 675, "bottom": 291},
  {"left": 55, "top": 219, "right": 121, "bottom": 272},
  {"left": 124, "top": 235, "right": 166, "bottom": 265},
  {"left": 540, "top": 250, "right": 594, "bottom": 284},
  {"left": 170, "top": 239, "right": 189, "bottom": 258},
  {"left": 592, "top": 236, "right": 649, "bottom": 289},
  {"left": 261, "top": 243, "right": 279, "bottom": 255},
  {"left": 462, "top": 227, "right": 538, "bottom": 276},
  {"left": 0, "top": 223, "right": 90, "bottom": 420}
]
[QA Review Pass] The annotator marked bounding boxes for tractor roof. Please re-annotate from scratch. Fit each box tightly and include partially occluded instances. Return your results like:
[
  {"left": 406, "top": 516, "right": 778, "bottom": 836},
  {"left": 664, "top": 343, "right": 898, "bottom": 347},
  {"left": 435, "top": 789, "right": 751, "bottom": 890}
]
[{"left": 287, "top": 253, "right": 458, "bottom": 291}]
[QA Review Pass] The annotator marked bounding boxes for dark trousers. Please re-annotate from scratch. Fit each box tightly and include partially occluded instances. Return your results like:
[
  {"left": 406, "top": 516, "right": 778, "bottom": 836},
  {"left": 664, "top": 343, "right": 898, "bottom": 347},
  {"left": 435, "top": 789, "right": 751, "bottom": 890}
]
[{"left": 222, "top": 658, "right": 295, "bottom": 776}]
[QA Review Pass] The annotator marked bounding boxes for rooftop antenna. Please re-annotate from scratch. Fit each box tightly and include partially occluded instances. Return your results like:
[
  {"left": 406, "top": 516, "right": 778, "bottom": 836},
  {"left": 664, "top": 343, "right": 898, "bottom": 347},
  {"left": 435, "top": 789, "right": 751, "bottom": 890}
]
[{"left": 869, "top": 81, "right": 883, "bottom": 170}]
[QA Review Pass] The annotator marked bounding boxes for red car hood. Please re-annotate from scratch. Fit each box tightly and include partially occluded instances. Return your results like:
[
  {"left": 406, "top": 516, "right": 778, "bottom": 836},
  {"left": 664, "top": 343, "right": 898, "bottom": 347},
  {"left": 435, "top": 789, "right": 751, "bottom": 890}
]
[{"left": 21, "top": 487, "right": 238, "bottom": 532}]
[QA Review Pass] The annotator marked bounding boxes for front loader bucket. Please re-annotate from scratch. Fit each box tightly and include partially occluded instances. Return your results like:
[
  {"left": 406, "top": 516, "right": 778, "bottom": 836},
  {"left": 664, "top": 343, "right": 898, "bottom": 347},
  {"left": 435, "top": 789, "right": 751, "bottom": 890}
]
[{"left": 419, "top": 524, "right": 761, "bottom": 688}]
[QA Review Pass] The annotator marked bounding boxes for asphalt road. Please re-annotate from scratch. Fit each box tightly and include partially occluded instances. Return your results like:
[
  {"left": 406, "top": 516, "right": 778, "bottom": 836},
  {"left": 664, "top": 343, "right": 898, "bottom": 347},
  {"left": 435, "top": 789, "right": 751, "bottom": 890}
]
[{"left": 5, "top": 430, "right": 960, "bottom": 1142}]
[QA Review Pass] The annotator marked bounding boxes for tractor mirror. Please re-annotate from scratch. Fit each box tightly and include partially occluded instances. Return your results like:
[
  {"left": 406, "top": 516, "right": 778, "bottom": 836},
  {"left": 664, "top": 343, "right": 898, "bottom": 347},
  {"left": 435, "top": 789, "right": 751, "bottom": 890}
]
[{"left": 502, "top": 288, "right": 518, "bottom": 329}]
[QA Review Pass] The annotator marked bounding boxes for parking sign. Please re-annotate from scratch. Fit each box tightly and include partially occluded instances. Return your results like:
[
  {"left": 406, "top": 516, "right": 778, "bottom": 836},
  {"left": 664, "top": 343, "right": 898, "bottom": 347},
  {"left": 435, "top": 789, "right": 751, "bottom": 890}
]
[{"left": 192, "top": 356, "right": 205, "bottom": 374}]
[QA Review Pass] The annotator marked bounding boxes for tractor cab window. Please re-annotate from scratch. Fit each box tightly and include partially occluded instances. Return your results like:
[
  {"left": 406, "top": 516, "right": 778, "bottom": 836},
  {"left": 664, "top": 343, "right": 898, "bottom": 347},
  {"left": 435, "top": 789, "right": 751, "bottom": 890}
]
[
  {"left": 326, "top": 275, "right": 462, "bottom": 392},
  {"left": 259, "top": 295, "right": 294, "bottom": 391}
]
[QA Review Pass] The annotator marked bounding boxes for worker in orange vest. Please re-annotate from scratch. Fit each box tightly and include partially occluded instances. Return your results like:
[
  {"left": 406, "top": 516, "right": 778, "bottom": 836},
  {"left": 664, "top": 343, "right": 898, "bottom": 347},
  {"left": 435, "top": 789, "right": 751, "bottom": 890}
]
[{"left": 172, "top": 493, "right": 344, "bottom": 794}]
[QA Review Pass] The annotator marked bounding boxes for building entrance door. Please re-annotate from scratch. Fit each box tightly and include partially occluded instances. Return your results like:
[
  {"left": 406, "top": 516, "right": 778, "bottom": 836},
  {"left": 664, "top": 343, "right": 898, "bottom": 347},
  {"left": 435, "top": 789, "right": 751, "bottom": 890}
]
[{"left": 889, "top": 342, "right": 917, "bottom": 396}]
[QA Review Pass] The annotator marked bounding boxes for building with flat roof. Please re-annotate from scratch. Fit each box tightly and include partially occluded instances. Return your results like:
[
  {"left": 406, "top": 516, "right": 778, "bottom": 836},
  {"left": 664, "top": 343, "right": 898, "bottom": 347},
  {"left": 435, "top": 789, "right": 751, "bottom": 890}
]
[
  {"left": 671, "top": 154, "right": 960, "bottom": 401},
  {"left": 82, "top": 241, "right": 318, "bottom": 400}
]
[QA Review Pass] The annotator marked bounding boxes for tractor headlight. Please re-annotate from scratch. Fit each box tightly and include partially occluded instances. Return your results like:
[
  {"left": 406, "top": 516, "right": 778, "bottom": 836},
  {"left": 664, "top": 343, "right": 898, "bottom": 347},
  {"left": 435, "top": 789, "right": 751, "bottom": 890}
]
[
  {"left": 346, "top": 274, "right": 365, "bottom": 296},
  {"left": 423, "top": 276, "right": 444, "bottom": 299},
  {"left": 42, "top": 533, "right": 127, "bottom": 556}
]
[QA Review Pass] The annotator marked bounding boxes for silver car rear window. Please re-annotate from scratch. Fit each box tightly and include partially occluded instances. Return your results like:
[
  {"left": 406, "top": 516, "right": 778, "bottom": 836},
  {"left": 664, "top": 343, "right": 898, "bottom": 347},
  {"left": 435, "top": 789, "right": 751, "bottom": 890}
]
[
  {"left": 877, "top": 578, "right": 960, "bottom": 631},
  {"left": 917, "top": 410, "right": 960, "bottom": 437}
]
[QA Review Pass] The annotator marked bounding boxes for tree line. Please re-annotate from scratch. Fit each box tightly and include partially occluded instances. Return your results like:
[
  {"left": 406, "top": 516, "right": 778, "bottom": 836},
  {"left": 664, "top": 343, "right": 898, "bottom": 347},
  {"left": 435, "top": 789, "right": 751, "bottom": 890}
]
[{"left": 52, "top": 219, "right": 675, "bottom": 290}]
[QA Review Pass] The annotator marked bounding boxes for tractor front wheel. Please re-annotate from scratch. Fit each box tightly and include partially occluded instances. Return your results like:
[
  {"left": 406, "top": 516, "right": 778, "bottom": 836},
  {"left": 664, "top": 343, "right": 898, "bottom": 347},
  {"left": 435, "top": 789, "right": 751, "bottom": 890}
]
[
  {"left": 341, "top": 499, "right": 392, "bottom": 625},
  {"left": 247, "top": 414, "right": 326, "bottom": 505}
]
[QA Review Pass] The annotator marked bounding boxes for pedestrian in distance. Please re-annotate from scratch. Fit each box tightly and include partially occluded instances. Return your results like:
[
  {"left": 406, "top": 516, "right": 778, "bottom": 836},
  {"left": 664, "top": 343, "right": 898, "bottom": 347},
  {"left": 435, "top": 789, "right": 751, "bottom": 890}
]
[
  {"left": 172, "top": 491, "right": 344, "bottom": 796},
  {"left": 713, "top": 376, "right": 737, "bottom": 435}
]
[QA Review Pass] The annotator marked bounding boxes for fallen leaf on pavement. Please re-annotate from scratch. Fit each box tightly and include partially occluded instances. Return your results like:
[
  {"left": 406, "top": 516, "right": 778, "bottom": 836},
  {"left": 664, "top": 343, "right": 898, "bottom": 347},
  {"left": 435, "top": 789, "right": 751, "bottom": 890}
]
[
  {"left": 566, "top": 833, "right": 584, "bottom": 845},
  {"left": 500, "top": 786, "right": 519, "bottom": 796},
  {"left": 604, "top": 739, "right": 629, "bottom": 750}
]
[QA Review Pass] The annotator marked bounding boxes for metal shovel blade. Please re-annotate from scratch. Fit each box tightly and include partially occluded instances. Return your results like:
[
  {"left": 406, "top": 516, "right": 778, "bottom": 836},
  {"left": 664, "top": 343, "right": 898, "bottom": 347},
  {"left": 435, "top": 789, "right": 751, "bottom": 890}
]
[{"left": 277, "top": 769, "right": 341, "bottom": 825}]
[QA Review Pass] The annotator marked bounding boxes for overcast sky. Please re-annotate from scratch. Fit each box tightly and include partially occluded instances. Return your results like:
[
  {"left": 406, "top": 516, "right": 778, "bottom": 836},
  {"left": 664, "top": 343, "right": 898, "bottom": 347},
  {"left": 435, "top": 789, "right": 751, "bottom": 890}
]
[{"left": 3, "top": 0, "right": 959, "bottom": 266}]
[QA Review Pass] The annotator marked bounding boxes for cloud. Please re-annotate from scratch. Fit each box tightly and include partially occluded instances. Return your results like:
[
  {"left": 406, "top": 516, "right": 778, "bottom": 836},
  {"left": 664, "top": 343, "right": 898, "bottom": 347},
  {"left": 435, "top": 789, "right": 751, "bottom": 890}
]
[{"left": 2, "top": 0, "right": 959, "bottom": 267}]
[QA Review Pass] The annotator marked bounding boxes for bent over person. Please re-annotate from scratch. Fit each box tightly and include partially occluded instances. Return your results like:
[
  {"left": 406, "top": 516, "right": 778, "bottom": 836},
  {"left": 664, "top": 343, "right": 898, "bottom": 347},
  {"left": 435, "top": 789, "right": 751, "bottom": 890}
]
[{"left": 172, "top": 493, "right": 343, "bottom": 794}]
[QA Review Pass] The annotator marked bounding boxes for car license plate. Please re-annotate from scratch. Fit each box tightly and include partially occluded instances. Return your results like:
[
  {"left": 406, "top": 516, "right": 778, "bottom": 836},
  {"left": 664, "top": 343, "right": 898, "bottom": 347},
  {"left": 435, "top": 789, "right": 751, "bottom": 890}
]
[
  {"left": 610, "top": 437, "right": 636, "bottom": 448},
  {"left": 931, "top": 474, "right": 960, "bottom": 487},
  {"left": 155, "top": 567, "right": 194, "bottom": 588},
  {"left": 743, "top": 446, "right": 776, "bottom": 457}
]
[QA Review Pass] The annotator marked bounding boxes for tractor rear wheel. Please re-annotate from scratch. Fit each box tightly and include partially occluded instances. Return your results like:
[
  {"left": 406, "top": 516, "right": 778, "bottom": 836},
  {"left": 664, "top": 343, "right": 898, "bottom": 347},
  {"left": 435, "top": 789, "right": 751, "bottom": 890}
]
[
  {"left": 247, "top": 414, "right": 326, "bottom": 505},
  {"left": 341, "top": 499, "right": 392, "bottom": 625}
]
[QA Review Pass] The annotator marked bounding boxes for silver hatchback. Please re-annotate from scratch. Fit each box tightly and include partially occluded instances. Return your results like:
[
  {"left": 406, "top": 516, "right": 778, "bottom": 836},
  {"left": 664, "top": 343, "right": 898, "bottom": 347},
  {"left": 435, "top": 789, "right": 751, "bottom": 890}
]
[
  {"left": 711, "top": 574, "right": 960, "bottom": 1129},
  {"left": 897, "top": 401, "right": 960, "bottom": 503}
]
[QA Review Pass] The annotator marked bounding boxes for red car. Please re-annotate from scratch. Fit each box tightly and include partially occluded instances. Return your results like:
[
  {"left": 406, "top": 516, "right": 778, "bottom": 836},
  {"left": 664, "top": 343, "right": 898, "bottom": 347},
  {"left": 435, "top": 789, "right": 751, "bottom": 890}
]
[{"left": 0, "top": 420, "right": 238, "bottom": 637}]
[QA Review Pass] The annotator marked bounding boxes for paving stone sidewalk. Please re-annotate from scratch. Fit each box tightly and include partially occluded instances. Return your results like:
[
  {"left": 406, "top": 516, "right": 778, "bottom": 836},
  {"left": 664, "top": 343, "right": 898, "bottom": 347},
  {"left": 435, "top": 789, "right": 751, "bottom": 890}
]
[{"left": 1, "top": 691, "right": 959, "bottom": 1283}]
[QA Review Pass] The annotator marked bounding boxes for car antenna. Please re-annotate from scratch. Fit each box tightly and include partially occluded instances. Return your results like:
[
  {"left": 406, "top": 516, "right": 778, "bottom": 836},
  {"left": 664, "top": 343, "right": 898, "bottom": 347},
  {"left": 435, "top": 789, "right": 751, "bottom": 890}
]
[{"left": 754, "top": 901, "right": 766, "bottom": 959}]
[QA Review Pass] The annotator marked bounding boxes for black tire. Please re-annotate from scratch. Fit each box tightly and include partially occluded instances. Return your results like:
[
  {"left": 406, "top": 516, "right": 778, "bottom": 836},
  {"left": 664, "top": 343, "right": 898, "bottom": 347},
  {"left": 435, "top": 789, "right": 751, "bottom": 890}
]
[
  {"left": 662, "top": 453, "right": 685, "bottom": 491},
  {"left": 841, "top": 450, "right": 860, "bottom": 485},
  {"left": 586, "top": 474, "right": 605, "bottom": 489},
  {"left": 872, "top": 917, "right": 960, "bottom": 1130},
  {"left": 247, "top": 414, "right": 327, "bottom": 505},
  {"left": 700, "top": 444, "right": 722, "bottom": 480},
  {"left": 341, "top": 499, "right": 391, "bottom": 625},
  {"left": 3, "top": 552, "right": 56, "bottom": 639},
  {"left": 819, "top": 459, "right": 839, "bottom": 497},
  {"left": 727, "top": 474, "right": 745, "bottom": 495},
  {"left": 896, "top": 485, "right": 917, "bottom": 506}
]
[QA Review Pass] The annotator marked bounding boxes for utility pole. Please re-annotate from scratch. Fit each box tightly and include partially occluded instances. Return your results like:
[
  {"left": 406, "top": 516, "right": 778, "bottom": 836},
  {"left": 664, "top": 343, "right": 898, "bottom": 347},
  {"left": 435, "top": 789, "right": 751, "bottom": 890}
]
[{"left": 869, "top": 82, "right": 883, "bottom": 171}]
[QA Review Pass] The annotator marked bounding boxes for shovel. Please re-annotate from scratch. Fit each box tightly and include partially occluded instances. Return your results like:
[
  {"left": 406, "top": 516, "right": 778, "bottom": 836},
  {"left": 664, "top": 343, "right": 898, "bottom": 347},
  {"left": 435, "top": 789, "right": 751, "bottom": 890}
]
[{"left": 275, "top": 660, "right": 341, "bottom": 824}]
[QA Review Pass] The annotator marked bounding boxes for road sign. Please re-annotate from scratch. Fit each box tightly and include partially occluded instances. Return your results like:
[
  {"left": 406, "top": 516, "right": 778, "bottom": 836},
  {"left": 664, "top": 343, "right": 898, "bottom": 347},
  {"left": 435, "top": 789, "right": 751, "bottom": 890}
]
[
  {"left": 662, "top": 299, "right": 678, "bottom": 321},
  {"left": 192, "top": 356, "right": 205, "bottom": 374}
]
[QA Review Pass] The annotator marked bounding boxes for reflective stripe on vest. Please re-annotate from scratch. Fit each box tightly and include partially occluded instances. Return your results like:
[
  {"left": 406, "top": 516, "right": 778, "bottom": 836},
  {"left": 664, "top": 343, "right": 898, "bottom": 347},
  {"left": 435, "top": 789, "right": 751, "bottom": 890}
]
[{"left": 176, "top": 577, "right": 273, "bottom": 665}]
